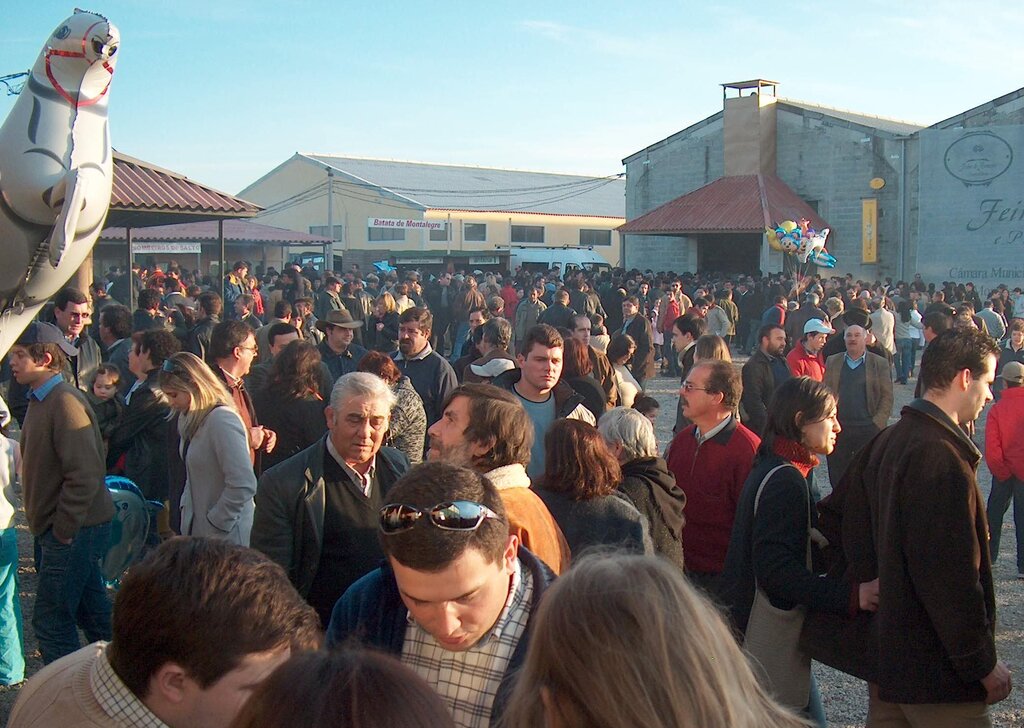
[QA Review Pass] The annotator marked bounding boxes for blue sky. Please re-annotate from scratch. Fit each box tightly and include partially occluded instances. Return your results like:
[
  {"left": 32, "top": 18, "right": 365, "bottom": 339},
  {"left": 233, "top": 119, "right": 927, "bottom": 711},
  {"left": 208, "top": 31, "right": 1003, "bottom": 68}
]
[{"left": 4, "top": 1, "right": 1023, "bottom": 196}]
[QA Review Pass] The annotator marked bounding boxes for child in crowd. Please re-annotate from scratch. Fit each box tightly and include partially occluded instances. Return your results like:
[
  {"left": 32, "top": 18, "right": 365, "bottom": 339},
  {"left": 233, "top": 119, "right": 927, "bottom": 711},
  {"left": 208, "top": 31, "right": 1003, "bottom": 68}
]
[
  {"left": 88, "top": 364, "right": 124, "bottom": 444},
  {"left": 590, "top": 313, "right": 610, "bottom": 353}
]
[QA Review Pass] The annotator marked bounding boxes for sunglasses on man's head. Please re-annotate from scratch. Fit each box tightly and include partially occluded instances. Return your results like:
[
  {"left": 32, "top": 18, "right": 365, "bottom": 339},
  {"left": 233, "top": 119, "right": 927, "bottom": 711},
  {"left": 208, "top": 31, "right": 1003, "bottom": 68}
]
[{"left": 379, "top": 501, "right": 502, "bottom": 535}]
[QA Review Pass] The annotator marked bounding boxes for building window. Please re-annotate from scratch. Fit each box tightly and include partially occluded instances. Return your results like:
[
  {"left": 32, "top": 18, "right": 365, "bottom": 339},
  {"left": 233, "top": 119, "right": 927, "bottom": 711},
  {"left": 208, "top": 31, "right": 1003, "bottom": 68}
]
[
  {"left": 464, "top": 223, "right": 487, "bottom": 242},
  {"left": 429, "top": 223, "right": 450, "bottom": 242},
  {"left": 368, "top": 227, "right": 406, "bottom": 242},
  {"left": 511, "top": 225, "right": 544, "bottom": 244},
  {"left": 579, "top": 229, "right": 612, "bottom": 246},
  {"left": 309, "top": 225, "right": 343, "bottom": 241}
]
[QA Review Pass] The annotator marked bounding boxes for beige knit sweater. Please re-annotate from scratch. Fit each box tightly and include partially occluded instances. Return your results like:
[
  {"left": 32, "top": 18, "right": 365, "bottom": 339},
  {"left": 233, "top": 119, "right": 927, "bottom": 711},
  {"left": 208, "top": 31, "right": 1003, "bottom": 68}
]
[{"left": 20, "top": 379, "right": 114, "bottom": 540}]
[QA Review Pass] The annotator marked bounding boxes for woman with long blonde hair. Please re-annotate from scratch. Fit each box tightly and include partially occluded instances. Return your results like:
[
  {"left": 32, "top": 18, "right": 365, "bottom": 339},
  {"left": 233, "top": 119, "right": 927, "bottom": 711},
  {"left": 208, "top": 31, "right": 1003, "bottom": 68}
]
[
  {"left": 500, "top": 553, "right": 809, "bottom": 728},
  {"left": 158, "top": 352, "right": 257, "bottom": 545}
]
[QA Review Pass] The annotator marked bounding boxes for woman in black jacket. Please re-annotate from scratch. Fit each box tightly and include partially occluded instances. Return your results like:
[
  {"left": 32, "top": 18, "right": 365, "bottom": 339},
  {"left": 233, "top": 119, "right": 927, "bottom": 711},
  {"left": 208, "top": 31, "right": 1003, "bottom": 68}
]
[
  {"left": 535, "top": 419, "right": 653, "bottom": 557},
  {"left": 719, "top": 377, "right": 878, "bottom": 725},
  {"left": 253, "top": 340, "right": 328, "bottom": 469},
  {"left": 368, "top": 292, "right": 400, "bottom": 353},
  {"left": 560, "top": 337, "right": 607, "bottom": 422}
]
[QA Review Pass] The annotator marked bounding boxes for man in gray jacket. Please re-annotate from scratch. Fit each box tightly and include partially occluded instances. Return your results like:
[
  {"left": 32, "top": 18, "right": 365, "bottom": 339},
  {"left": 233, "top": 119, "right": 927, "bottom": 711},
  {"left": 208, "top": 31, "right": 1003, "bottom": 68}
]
[{"left": 251, "top": 372, "right": 410, "bottom": 624}]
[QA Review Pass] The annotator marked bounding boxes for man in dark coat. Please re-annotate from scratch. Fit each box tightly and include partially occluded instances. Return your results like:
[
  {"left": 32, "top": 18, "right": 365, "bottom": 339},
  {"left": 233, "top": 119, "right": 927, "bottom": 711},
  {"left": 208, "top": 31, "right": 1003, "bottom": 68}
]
[
  {"left": 740, "top": 324, "right": 790, "bottom": 436},
  {"left": 619, "top": 295, "right": 655, "bottom": 389},
  {"left": 808, "top": 328, "right": 1010, "bottom": 721},
  {"left": 251, "top": 372, "right": 410, "bottom": 625}
]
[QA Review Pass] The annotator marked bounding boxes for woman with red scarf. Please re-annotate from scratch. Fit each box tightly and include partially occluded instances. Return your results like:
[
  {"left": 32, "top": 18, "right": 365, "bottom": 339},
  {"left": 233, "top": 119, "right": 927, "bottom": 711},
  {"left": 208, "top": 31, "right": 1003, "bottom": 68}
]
[{"left": 718, "top": 376, "right": 879, "bottom": 726}]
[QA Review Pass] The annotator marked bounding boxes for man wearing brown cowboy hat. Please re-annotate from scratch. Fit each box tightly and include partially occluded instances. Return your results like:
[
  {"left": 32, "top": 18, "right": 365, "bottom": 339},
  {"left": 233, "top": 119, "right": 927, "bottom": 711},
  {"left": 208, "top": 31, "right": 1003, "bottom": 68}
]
[{"left": 317, "top": 310, "right": 368, "bottom": 384}]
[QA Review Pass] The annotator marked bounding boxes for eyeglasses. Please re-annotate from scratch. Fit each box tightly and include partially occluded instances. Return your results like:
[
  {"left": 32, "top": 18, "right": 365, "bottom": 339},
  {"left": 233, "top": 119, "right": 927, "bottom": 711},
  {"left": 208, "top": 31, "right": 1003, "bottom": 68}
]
[
  {"left": 379, "top": 501, "right": 502, "bottom": 535},
  {"left": 680, "top": 382, "right": 709, "bottom": 392}
]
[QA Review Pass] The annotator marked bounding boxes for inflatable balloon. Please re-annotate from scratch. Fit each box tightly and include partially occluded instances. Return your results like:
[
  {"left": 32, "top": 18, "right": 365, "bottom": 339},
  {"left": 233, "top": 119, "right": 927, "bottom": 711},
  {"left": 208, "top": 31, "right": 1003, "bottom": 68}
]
[
  {"left": 765, "top": 227, "right": 783, "bottom": 251},
  {"left": 0, "top": 10, "right": 119, "bottom": 357},
  {"left": 797, "top": 227, "right": 830, "bottom": 263},
  {"left": 102, "top": 476, "right": 163, "bottom": 588},
  {"left": 808, "top": 249, "right": 837, "bottom": 268}
]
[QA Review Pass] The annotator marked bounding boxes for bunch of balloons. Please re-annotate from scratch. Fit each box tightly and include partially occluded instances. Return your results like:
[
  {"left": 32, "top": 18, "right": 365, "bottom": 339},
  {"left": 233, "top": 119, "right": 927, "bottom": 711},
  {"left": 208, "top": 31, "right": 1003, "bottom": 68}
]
[{"left": 765, "top": 218, "right": 836, "bottom": 268}]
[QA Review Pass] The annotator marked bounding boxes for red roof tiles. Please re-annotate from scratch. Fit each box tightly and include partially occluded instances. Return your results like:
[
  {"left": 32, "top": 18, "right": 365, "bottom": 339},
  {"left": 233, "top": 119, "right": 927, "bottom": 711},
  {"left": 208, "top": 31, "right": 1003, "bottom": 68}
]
[{"left": 619, "top": 174, "right": 829, "bottom": 235}]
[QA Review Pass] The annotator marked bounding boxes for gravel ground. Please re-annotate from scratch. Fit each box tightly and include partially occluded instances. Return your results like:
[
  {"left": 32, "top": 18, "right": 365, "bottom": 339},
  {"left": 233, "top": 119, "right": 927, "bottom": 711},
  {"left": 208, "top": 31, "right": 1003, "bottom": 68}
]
[
  {"left": 0, "top": 368, "right": 1021, "bottom": 726},
  {"left": 645, "top": 363, "right": 1024, "bottom": 727}
]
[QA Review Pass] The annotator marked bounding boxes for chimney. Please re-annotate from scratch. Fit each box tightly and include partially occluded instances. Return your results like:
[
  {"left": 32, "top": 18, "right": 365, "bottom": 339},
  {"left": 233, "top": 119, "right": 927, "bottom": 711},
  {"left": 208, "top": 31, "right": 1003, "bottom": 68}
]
[{"left": 721, "top": 79, "right": 778, "bottom": 176}]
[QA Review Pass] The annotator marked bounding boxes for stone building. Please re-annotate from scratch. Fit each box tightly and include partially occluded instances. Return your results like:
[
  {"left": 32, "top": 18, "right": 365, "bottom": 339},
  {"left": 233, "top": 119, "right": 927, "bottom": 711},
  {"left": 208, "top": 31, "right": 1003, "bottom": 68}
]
[{"left": 621, "top": 80, "right": 1024, "bottom": 291}]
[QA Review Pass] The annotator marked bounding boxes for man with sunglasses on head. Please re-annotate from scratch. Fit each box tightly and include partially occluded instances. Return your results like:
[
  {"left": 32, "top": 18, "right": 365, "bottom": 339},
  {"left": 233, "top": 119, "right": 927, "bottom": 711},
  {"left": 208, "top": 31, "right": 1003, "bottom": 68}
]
[
  {"left": 326, "top": 461, "right": 555, "bottom": 728},
  {"left": 252, "top": 372, "right": 410, "bottom": 626}
]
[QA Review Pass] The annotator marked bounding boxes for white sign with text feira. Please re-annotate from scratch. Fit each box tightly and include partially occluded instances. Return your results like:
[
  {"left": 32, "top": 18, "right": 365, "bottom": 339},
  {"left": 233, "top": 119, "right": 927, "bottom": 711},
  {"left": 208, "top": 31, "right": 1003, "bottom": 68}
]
[{"left": 367, "top": 217, "right": 444, "bottom": 231}]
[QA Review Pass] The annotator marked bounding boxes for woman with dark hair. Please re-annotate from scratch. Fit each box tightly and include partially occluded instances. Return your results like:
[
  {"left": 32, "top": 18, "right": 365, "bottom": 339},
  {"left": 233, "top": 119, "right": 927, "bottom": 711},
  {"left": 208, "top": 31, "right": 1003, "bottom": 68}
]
[
  {"left": 719, "top": 376, "right": 879, "bottom": 725},
  {"left": 535, "top": 419, "right": 653, "bottom": 557},
  {"left": 560, "top": 337, "right": 607, "bottom": 421},
  {"left": 606, "top": 333, "right": 641, "bottom": 408},
  {"left": 357, "top": 350, "right": 427, "bottom": 463},
  {"left": 367, "top": 292, "right": 400, "bottom": 353},
  {"left": 252, "top": 340, "right": 328, "bottom": 469},
  {"left": 893, "top": 299, "right": 923, "bottom": 384},
  {"left": 229, "top": 648, "right": 455, "bottom": 728}
]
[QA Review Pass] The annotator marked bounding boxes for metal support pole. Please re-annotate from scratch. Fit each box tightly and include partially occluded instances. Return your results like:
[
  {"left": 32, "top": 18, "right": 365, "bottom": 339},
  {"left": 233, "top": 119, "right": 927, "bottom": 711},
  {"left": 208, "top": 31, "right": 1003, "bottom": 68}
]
[
  {"left": 127, "top": 227, "right": 135, "bottom": 311},
  {"left": 219, "top": 219, "right": 226, "bottom": 301},
  {"left": 326, "top": 170, "right": 334, "bottom": 272}
]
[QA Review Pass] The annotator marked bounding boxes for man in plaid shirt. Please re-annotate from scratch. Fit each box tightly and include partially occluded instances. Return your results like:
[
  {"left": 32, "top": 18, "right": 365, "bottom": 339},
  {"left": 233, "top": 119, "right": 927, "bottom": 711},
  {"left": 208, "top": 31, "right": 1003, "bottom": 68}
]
[{"left": 326, "top": 461, "right": 556, "bottom": 728}]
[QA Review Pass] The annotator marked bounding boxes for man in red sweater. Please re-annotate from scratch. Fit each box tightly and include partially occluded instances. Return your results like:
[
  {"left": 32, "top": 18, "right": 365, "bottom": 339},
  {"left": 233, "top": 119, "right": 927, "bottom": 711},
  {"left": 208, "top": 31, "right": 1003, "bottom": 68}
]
[
  {"left": 985, "top": 360, "right": 1024, "bottom": 577},
  {"left": 665, "top": 360, "right": 760, "bottom": 591},
  {"left": 787, "top": 318, "right": 833, "bottom": 381}
]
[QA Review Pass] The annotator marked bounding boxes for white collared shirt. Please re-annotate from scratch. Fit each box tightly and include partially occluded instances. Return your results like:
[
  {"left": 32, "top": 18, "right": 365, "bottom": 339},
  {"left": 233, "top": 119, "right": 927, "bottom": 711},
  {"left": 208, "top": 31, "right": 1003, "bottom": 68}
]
[
  {"left": 325, "top": 437, "right": 376, "bottom": 497},
  {"left": 394, "top": 342, "right": 433, "bottom": 362},
  {"left": 695, "top": 413, "right": 733, "bottom": 444}
]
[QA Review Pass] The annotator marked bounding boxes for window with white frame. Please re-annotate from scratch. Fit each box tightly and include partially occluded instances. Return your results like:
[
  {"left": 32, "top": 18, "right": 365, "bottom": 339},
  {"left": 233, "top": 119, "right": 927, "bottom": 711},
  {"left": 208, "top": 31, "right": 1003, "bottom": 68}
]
[
  {"left": 511, "top": 225, "right": 544, "bottom": 244},
  {"left": 464, "top": 223, "right": 487, "bottom": 242},
  {"left": 368, "top": 227, "right": 406, "bottom": 242},
  {"left": 579, "top": 229, "right": 612, "bottom": 246}
]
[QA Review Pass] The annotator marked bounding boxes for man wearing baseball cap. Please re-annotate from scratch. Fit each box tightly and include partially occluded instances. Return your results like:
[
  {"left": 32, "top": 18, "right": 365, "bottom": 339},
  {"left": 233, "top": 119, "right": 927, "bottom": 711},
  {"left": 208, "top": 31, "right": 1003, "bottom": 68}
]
[
  {"left": 787, "top": 318, "right": 835, "bottom": 381},
  {"left": 316, "top": 310, "right": 368, "bottom": 383},
  {"left": 9, "top": 322, "right": 114, "bottom": 664}
]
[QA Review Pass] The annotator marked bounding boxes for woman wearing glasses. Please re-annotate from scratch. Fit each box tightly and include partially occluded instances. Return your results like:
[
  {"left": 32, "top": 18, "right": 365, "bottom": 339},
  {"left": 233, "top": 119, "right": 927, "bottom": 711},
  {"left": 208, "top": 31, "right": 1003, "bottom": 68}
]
[
  {"left": 718, "top": 377, "right": 879, "bottom": 725},
  {"left": 158, "top": 352, "right": 257, "bottom": 545}
]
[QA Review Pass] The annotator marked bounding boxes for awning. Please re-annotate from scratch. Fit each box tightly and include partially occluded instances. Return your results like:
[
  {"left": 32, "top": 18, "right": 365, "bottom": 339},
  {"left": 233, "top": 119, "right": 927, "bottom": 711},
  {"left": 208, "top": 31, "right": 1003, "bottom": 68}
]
[
  {"left": 100, "top": 219, "right": 331, "bottom": 246},
  {"left": 107, "top": 151, "right": 261, "bottom": 228},
  {"left": 619, "top": 174, "right": 829, "bottom": 235}
]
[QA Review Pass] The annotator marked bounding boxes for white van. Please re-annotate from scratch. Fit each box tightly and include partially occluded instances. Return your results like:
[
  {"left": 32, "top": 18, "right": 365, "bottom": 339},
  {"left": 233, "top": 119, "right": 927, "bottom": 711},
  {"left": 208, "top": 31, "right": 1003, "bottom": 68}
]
[{"left": 508, "top": 245, "right": 611, "bottom": 278}]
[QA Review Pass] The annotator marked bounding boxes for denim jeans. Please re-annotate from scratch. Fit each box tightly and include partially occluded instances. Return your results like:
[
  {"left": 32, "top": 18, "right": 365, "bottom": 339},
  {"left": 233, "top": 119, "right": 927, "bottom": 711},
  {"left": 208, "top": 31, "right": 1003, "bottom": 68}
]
[
  {"left": 805, "top": 672, "right": 827, "bottom": 728},
  {"left": 745, "top": 320, "right": 760, "bottom": 354},
  {"left": 449, "top": 322, "right": 470, "bottom": 362},
  {"left": 894, "top": 338, "right": 914, "bottom": 383},
  {"left": 0, "top": 528, "right": 24, "bottom": 683},
  {"left": 33, "top": 522, "right": 112, "bottom": 664},
  {"left": 987, "top": 476, "right": 1024, "bottom": 573}
]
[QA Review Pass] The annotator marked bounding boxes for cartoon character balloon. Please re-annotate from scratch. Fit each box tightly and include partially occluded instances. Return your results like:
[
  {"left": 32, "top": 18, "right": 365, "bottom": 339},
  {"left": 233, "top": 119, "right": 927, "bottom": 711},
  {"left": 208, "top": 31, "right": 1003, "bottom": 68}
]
[
  {"left": 767, "top": 218, "right": 837, "bottom": 268},
  {"left": 0, "top": 10, "right": 119, "bottom": 357}
]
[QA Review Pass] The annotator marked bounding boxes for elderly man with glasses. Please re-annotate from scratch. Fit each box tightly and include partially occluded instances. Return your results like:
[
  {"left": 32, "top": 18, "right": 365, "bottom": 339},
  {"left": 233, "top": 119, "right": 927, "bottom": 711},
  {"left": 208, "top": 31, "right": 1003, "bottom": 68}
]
[
  {"left": 251, "top": 372, "right": 411, "bottom": 625},
  {"left": 326, "top": 461, "right": 556, "bottom": 728}
]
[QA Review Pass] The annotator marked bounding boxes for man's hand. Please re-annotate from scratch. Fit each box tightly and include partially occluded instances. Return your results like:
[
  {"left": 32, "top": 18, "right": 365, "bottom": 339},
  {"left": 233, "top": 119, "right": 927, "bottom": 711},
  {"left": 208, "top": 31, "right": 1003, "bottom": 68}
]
[
  {"left": 261, "top": 428, "right": 277, "bottom": 454},
  {"left": 982, "top": 662, "right": 1012, "bottom": 704},
  {"left": 858, "top": 578, "right": 880, "bottom": 612}
]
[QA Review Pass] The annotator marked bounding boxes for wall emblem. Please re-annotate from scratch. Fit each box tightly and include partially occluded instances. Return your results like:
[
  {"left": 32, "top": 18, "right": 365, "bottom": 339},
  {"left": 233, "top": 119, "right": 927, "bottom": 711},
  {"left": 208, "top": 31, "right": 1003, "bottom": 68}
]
[{"left": 944, "top": 131, "right": 1013, "bottom": 186}]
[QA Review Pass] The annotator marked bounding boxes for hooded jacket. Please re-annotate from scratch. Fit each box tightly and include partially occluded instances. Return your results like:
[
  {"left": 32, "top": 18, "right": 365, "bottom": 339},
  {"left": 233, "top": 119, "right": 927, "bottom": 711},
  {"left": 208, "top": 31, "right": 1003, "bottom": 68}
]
[{"left": 618, "top": 456, "right": 686, "bottom": 571}]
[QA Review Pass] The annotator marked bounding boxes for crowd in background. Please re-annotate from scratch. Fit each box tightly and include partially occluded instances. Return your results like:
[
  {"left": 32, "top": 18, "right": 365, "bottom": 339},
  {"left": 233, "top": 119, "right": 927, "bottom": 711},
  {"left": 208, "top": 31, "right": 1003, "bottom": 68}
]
[{"left": 0, "top": 256, "right": 1022, "bottom": 727}]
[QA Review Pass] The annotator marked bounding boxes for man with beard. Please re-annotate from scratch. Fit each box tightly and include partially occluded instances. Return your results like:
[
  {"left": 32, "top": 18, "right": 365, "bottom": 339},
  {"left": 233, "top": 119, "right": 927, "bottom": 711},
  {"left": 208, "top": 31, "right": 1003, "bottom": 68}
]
[
  {"left": 741, "top": 324, "right": 790, "bottom": 436},
  {"left": 425, "top": 383, "right": 570, "bottom": 573},
  {"left": 392, "top": 307, "right": 458, "bottom": 428}
]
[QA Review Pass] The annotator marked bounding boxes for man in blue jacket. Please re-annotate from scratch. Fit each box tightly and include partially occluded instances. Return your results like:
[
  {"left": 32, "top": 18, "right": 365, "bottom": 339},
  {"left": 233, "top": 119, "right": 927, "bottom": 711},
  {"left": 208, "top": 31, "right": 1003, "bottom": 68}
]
[{"left": 327, "top": 461, "right": 554, "bottom": 727}]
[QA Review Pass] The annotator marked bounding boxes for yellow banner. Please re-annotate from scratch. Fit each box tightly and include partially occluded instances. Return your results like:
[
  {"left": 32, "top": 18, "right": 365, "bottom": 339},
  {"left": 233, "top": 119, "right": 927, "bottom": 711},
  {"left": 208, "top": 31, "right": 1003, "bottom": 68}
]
[{"left": 862, "top": 199, "right": 878, "bottom": 263}]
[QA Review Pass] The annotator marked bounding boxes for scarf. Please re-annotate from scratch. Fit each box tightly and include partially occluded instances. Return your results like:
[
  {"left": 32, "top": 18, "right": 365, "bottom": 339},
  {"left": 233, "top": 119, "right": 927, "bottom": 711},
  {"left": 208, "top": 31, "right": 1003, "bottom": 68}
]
[{"left": 771, "top": 436, "right": 819, "bottom": 478}]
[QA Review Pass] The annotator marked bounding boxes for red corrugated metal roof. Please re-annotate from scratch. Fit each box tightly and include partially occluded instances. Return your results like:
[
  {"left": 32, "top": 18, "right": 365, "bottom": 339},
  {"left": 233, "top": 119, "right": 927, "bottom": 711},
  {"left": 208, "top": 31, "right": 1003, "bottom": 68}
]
[
  {"left": 110, "top": 151, "right": 260, "bottom": 216},
  {"left": 100, "top": 219, "right": 331, "bottom": 244},
  {"left": 619, "top": 174, "right": 829, "bottom": 235}
]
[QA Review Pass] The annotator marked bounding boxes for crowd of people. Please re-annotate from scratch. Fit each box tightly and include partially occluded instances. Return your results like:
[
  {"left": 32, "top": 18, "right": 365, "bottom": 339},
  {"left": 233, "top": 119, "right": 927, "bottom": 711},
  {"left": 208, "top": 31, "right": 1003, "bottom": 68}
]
[{"left": 0, "top": 257, "right": 1021, "bottom": 727}]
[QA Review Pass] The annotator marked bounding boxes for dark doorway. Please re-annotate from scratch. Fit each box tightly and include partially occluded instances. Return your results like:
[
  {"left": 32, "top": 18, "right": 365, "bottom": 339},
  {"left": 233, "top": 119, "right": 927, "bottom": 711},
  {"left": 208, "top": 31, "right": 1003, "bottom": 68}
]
[{"left": 696, "top": 234, "right": 762, "bottom": 275}]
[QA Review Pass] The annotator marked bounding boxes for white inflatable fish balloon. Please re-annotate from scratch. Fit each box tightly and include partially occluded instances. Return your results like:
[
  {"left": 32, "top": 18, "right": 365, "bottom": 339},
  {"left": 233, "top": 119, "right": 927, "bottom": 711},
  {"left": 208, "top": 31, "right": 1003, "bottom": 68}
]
[{"left": 0, "top": 10, "right": 119, "bottom": 356}]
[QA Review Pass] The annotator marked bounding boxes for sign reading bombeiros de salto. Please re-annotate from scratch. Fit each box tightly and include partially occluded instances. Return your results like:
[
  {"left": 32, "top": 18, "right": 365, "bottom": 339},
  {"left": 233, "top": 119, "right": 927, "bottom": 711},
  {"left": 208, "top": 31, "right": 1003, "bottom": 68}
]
[{"left": 367, "top": 217, "right": 444, "bottom": 231}]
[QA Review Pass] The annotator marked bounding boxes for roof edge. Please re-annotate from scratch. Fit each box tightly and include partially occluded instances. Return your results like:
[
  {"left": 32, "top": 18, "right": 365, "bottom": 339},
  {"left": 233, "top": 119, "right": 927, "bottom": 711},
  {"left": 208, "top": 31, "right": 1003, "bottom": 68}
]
[
  {"left": 622, "top": 110, "right": 724, "bottom": 165},
  {"left": 929, "top": 85, "right": 1024, "bottom": 129}
]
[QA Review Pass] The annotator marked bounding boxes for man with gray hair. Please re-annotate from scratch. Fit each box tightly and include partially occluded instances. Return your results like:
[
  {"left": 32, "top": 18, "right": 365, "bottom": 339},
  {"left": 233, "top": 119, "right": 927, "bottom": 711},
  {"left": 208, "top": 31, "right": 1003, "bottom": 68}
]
[
  {"left": 252, "top": 372, "right": 411, "bottom": 624},
  {"left": 599, "top": 407, "right": 686, "bottom": 572}
]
